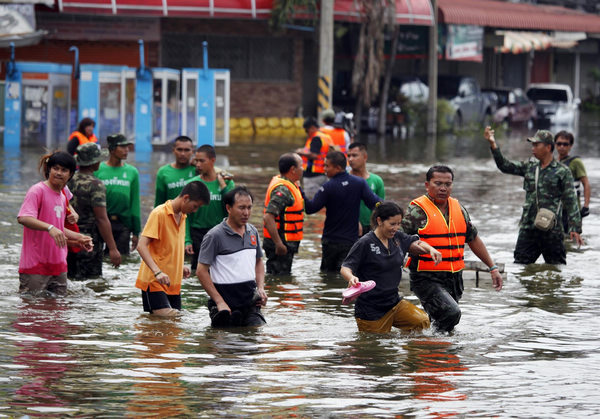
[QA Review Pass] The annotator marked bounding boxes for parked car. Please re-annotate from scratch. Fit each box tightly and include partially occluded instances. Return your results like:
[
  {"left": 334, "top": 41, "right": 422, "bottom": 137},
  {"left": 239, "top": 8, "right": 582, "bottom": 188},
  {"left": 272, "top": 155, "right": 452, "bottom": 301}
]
[
  {"left": 438, "top": 75, "right": 494, "bottom": 128},
  {"left": 482, "top": 87, "right": 537, "bottom": 127},
  {"left": 526, "top": 83, "right": 580, "bottom": 127}
]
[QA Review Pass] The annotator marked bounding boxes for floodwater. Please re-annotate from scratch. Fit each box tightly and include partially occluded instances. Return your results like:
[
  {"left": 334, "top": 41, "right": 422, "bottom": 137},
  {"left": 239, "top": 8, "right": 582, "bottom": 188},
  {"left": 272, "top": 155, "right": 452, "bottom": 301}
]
[{"left": 1, "top": 118, "right": 599, "bottom": 417}]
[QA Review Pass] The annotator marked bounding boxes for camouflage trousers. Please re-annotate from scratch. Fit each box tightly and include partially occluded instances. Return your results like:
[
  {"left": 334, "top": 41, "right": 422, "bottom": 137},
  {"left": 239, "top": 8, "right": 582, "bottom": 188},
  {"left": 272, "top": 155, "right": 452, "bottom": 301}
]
[
  {"left": 321, "top": 239, "right": 353, "bottom": 272},
  {"left": 514, "top": 228, "right": 566, "bottom": 265},
  {"left": 263, "top": 238, "right": 300, "bottom": 275},
  {"left": 67, "top": 225, "right": 104, "bottom": 280},
  {"left": 410, "top": 271, "right": 463, "bottom": 333}
]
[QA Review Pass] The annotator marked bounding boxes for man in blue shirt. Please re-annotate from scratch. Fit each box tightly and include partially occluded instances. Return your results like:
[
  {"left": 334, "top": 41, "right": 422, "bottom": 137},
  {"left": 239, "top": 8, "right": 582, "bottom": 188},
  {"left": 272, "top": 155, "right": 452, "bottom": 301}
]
[{"left": 303, "top": 151, "right": 381, "bottom": 271}]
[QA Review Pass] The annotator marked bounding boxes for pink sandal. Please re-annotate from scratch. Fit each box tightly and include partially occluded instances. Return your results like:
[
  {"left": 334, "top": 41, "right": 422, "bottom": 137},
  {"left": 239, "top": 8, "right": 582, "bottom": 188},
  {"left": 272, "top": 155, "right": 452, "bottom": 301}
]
[{"left": 342, "top": 280, "right": 376, "bottom": 304}]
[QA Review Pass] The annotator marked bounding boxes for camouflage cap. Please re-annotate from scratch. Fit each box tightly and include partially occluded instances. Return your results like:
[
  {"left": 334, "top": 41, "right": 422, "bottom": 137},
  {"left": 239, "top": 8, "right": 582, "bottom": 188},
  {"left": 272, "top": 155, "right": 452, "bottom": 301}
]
[
  {"left": 76, "top": 143, "right": 108, "bottom": 166},
  {"left": 527, "top": 130, "right": 554, "bottom": 145},
  {"left": 107, "top": 133, "right": 133, "bottom": 148}
]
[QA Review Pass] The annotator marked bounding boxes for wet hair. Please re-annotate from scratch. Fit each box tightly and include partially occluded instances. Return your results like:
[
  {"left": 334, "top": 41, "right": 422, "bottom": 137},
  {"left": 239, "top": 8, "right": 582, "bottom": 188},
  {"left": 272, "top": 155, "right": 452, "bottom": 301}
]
[
  {"left": 370, "top": 201, "right": 404, "bottom": 229},
  {"left": 426, "top": 165, "right": 454, "bottom": 181},
  {"left": 325, "top": 150, "right": 346, "bottom": 169},
  {"left": 348, "top": 142, "right": 367, "bottom": 153},
  {"left": 223, "top": 185, "right": 253, "bottom": 208},
  {"left": 279, "top": 153, "right": 300, "bottom": 174},
  {"left": 39, "top": 151, "right": 77, "bottom": 180},
  {"left": 173, "top": 135, "right": 193, "bottom": 147},
  {"left": 77, "top": 117, "right": 95, "bottom": 134},
  {"left": 196, "top": 144, "right": 216, "bottom": 159},
  {"left": 554, "top": 130, "right": 574, "bottom": 146},
  {"left": 179, "top": 180, "right": 210, "bottom": 203}
]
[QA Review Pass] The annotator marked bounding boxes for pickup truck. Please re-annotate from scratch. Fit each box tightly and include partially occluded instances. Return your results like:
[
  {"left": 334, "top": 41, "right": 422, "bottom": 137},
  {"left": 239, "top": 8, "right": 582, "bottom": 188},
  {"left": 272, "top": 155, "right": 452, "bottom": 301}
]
[{"left": 438, "top": 75, "right": 494, "bottom": 128}]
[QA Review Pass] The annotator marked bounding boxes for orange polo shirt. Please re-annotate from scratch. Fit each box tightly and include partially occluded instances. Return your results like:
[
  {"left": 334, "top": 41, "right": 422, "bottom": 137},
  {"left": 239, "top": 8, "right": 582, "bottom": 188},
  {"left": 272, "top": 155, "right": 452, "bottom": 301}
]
[{"left": 135, "top": 200, "right": 187, "bottom": 295}]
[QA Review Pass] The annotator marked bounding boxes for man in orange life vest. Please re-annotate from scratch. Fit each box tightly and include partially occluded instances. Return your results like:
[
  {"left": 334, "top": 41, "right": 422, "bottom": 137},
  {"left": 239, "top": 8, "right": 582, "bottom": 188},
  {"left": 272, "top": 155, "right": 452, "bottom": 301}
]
[
  {"left": 263, "top": 153, "right": 304, "bottom": 275},
  {"left": 295, "top": 116, "right": 334, "bottom": 199},
  {"left": 320, "top": 109, "right": 350, "bottom": 155},
  {"left": 67, "top": 118, "right": 98, "bottom": 155},
  {"left": 401, "top": 165, "right": 503, "bottom": 332}
]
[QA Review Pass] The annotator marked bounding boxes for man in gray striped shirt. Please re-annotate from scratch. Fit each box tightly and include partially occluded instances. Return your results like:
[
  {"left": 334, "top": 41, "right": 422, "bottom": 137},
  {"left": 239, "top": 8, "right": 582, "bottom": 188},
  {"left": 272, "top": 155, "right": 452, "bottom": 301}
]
[{"left": 197, "top": 186, "right": 267, "bottom": 328}]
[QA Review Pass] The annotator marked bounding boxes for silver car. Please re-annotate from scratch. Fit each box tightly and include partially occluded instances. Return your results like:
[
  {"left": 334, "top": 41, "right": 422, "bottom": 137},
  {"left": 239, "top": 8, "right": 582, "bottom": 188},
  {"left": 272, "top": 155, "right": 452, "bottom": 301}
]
[{"left": 526, "top": 83, "right": 580, "bottom": 127}]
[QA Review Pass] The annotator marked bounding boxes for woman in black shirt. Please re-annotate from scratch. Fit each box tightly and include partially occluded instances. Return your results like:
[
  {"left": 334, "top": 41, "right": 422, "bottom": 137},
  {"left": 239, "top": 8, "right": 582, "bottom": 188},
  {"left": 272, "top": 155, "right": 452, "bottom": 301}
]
[{"left": 341, "top": 201, "right": 441, "bottom": 333}]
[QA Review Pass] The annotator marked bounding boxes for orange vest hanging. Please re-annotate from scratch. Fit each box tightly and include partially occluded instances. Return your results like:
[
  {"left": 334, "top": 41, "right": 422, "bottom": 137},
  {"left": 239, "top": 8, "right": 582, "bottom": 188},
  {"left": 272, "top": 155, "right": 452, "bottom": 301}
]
[
  {"left": 263, "top": 176, "right": 304, "bottom": 242},
  {"left": 301, "top": 130, "right": 333, "bottom": 174},
  {"left": 408, "top": 195, "right": 467, "bottom": 272}
]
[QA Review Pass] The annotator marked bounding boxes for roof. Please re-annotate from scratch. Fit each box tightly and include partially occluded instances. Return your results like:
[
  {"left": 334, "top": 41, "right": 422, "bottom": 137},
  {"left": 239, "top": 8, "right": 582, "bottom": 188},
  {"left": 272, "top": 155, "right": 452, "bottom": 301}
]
[
  {"left": 438, "top": 0, "right": 600, "bottom": 33},
  {"left": 54, "top": 0, "right": 434, "bottom": 26}
]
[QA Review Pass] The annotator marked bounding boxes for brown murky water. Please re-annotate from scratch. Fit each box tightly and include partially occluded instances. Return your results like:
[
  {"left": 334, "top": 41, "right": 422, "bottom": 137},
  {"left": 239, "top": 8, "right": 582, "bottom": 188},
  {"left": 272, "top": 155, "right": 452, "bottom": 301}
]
[{"left": 1, "top": 117, "right": 600, "bottom": 417}]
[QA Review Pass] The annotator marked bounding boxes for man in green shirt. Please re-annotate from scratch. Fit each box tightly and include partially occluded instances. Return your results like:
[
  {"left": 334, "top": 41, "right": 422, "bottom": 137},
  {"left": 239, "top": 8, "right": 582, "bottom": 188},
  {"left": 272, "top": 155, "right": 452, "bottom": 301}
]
[
  {"left": 94, "top": 133, "right": 141, "bottom": 255},
  {"left": 154, "top": 135, "right": 196, "bottom": 207},
  {"left": 185, "top": 144, "right": 235, "bottom": 271},
  {"left": 554, "top": 130, "right": 591, "bottom": 232},
  {"left": 347, "top": 142, "right": 385, "bottom": 235}
]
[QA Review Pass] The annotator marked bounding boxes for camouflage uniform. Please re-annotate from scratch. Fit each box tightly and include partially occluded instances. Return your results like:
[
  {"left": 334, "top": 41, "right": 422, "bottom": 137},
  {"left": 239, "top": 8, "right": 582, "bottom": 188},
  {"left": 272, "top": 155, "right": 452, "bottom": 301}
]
[
  {"left": 401, "top": 195, "right": 478, "bottom": 332},
  {"left": 67, "top": 172, "right": 107, "bottom": 280},
  {"left": 491, "top": 147, "right": 581, "bottom": 264},
  {"left": 263, "top": 184, "right": 301, "bottom": 274}
]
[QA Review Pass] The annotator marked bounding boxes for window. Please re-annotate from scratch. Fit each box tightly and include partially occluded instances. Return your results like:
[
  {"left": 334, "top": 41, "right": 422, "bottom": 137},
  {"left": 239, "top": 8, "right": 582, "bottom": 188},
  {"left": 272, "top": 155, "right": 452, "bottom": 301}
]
[{"left": 162, "top": 34, "right": 294, "bottom": 81}]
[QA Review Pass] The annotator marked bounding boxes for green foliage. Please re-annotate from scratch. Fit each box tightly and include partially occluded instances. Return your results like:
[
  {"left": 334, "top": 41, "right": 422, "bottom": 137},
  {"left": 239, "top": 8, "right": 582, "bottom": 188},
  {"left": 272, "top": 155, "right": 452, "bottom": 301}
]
[{"left": 269, "top": 0, "right": 318, "bottom": 31}]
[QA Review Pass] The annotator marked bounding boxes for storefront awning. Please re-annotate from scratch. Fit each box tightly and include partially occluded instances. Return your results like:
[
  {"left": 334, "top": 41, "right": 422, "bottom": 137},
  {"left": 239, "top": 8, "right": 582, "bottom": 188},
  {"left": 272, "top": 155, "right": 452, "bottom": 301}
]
[
  {"left": 55, "top": 0, "right": 434, "bottom": 25},
  {"left": 439, "top": 0, "right": 600, "bottom": 34},
  {"left": 495, "top": 30, "right": 587, "bottom": 54},
  {"left": 496, "top": 31, "right": 551, "bottom": 54}
]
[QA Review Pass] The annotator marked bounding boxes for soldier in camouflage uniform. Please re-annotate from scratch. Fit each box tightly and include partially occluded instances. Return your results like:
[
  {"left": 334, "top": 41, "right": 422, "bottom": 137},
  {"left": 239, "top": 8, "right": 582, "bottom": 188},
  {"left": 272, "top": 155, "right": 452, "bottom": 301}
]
[
  {"left": 401, "top": 165, "right": 502, "bottom": 333},
  {"left": 263, "top": 153, "right": 304, "bottom": 274},
  {"left": 67, "top": 143, "right": 121, "bottom": 279},
  {"left": 484, "top": 127, "right": 583, "bottom": 264}
]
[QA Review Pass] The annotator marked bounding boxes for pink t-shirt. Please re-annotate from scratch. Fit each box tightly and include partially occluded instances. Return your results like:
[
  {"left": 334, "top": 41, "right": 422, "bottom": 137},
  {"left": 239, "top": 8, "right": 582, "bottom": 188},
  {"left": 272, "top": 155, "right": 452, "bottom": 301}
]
[{"left": 18, "top": 182, "right": 72, "bottom": 276}]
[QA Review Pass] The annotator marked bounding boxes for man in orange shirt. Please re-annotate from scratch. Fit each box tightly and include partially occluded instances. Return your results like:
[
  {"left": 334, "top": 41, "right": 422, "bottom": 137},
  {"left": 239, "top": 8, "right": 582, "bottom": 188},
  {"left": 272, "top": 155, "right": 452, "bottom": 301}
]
[
  {"left": 135, "top": 181, "right": 209, "bottom": 316},
  {"left": 320, "top": 109, "right": 350, "bottom": 155},
  {"left": 296, "top": 117, "right": 334, "bottom": 198}
]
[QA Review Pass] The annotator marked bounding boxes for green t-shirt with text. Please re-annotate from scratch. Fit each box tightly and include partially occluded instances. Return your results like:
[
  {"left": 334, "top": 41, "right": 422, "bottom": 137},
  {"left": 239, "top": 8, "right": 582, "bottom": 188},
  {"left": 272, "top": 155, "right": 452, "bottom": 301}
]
[
  {"left": 154, "top": 164, "right": 197, "bottom": 206},
  {"left": 94, "top": 162, "right": 141, "bottom": 235},
  {"left": 184, "top": 176, "right": 235, "bottom": 245}
]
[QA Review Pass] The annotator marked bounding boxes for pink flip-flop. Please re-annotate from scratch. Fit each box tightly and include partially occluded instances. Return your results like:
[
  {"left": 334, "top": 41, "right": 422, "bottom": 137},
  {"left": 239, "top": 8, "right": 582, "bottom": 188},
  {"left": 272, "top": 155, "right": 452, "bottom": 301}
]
[{"left": 342, "top": 280, "right": 376, "bottom": 304}]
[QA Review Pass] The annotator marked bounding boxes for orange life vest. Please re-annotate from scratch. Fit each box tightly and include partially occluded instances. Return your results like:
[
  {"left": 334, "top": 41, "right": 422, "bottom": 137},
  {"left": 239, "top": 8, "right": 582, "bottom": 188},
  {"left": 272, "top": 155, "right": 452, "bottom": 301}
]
[
  {"left": 301, "top": 130, "right": 333, "bottom": 174},
  {"left": 321, "top": 126, "right": 347, "bottom": 154},
  {"left": 69, "top": 131, "right": 98, "bottom": 146},
  {"left": 263, "top": 176, "right": 304, "bottom": 242},
  {"left": 407, "top": 195, "right": 467, "bottom": 272}
]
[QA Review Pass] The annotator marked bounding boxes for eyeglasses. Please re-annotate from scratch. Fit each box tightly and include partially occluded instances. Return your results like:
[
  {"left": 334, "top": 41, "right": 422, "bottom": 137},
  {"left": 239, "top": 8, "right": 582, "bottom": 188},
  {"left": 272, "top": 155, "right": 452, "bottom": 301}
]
[{"left": 555, "top": 142, "right": 570, "bottom": 147}]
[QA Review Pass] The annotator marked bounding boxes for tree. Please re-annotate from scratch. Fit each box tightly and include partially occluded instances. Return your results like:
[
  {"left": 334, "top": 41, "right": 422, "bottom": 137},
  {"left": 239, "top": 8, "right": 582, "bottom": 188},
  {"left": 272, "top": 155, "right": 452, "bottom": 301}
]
[{"left": 351, "top": 0, "right": 395, "bottom": 133}]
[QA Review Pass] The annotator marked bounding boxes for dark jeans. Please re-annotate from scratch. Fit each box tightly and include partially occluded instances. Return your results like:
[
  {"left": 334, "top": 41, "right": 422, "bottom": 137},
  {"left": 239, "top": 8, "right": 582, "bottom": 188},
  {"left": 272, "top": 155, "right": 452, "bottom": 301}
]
[
  {"left": 321, "top": 240, "right": 353, "bottom": 272},
  {"left": 208, "top": 299, "right": 266, "bottom": 328},
  {"left": 190, "top": 227, "right": 210, "bottom": 271},
  {"left": 514, "top": 228, "right": 566, "bottom": 265},
  {"left": 108, "top": 217, "right": 131, "bottom": 255},
  {"left": 68, "top": 225, "right": 103, "bottom": 280},
  {"left": 263, "top": 238, "right": 300, "bottom": 275},
  {"left": 410, "top": 271, "right": 463, "bottom": 333}
]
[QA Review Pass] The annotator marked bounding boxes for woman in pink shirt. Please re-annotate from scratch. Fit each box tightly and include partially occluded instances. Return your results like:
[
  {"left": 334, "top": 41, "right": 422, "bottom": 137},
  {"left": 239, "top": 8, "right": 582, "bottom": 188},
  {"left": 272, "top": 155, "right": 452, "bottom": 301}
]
[{"left": 17, "top": 151, "right": 93, "bottom": 295}]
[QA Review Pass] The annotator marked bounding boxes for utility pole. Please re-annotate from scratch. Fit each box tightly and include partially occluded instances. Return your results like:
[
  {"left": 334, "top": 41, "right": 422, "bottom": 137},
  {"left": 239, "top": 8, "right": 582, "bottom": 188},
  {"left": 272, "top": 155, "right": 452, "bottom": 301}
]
[
  {"left": 426, "top": 0, "right": 438, "bottom": 143},
  {"left": 317, "top": 0, "right": 334, "bottom": 118}
]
